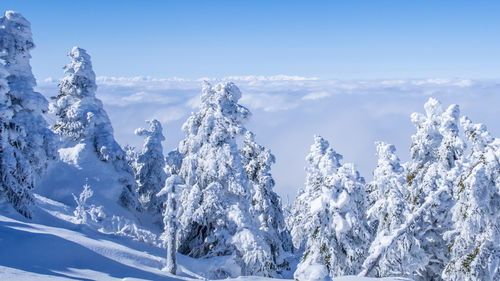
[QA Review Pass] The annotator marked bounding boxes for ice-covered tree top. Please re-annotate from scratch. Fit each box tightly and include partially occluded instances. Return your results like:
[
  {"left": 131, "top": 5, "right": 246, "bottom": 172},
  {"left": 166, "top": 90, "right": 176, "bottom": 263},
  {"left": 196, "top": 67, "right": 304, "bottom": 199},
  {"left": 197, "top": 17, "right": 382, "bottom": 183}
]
[
  {"left": 135, "top": 119, "right": 165, "bottom": 151},
  {"left": 179, "top": 82, "right": 251, "bottom": 194},
  {"left": 410, "top": 98, "right": 443, "bottom": 163},
  {"left": 305, "top": 135, "right": 343, "bottom": 190},
  {"left": 0, "top": 10, "right": 49, "bottom": 114},
  {"left": 241, "top": 131, "right": 275, "bottom": 184},
  {"left": 134, "top": 119, "right": 166, "bottom": 214},
  {"left": 410, "top": 98, "right": 463, "bottom": 169},
  {"left": 461, "top": 116, "right": 493, "bottom": 152},
  {"left": 181, "top": 81, "right": 250, "bottom": 145},
  {"left": 2, "top": 11, "right": 32, "bottom": 40},
  {"left": 53, "top": 46, "right": 115, "bottom": 143},
  {"left": 59, "top": 46, "right": 97, "bottom": 98},
  {"left": 0, "top": 11, "right": 35, "bottom": 86},
  {"left": 373, "top": 141, "right": 403, "bottom": 179}
]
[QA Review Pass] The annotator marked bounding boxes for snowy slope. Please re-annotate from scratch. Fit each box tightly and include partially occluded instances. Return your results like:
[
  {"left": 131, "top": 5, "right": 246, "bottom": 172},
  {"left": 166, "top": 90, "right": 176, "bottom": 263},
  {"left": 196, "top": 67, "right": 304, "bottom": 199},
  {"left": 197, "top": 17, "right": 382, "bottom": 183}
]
[{"left": 0, "top": 194, "right": 410, "bottom": 281}]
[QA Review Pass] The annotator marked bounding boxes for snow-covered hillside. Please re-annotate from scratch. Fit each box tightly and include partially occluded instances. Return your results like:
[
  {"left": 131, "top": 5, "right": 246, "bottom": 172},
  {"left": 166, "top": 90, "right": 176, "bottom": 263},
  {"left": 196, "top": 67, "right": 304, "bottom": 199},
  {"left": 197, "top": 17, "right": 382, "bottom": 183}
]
[
  {"left": 0, "top": 195, "right": 408, "bottom": 281},
  {"left": 2, "top": 9, "right": 500, "bottom": 281}
]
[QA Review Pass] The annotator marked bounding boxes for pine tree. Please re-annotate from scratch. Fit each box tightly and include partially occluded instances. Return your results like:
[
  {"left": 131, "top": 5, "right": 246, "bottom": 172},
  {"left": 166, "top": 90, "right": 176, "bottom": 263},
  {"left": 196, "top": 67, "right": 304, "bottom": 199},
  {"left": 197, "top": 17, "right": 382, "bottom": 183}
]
[
  {"left": 123, "top": 144, "right": 138, "bottom": 168},
  {"left": 159, "top": 148, "right": 185, "bottom": 274},
  {"left": 291, "top": 135, "right": 342, "bottom": 250},
  {"left": 73, "top": 182, "right": 94, "bottom": 224},
  {"left": 52, "top": 46, "right": 138, "bottom": 211},
  {"left": 176, "top": 82, "right": 278, "bottom": 277},
  {"left": 158, "top": 173, "right": 184, "bottom": 274},
  {"left": 365, "top": 142, "right": 427, "bottom": 278},
  {"left": 442, "top": 117, "right": 500, "bottom": 281},
  {"left": 134, "top": 119, "right": 166, "bottom": 215},
  {"left": 405, "top": 98, "right": 464, "bottom": 280},
  {"left": 0, "top": 11, "right": 56, "bottom": 218},
  {"left": 240, "top": 131, "right": 293, "bottom": 273},
  {"left": 294, "top": 136, "right": 371, "bottom": 279},
  {"left": 367, "top": 142, "right": 406, "bottom": 233}
]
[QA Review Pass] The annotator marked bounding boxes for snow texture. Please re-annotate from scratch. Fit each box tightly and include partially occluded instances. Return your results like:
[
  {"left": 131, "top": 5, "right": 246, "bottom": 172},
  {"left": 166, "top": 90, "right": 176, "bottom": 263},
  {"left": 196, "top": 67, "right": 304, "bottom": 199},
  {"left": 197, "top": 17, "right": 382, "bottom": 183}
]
[
  {"left": 134, "top": 119, "right": 167, "bottom": 218},
  {"left": 294, "top": 136, "right": 371, "bottom": 279},
  {"left": 0, "top": 11, "right": 57, "bottom": 218},
  {"left": 364, "top": 142, "right": 427, "bottom": 278},
  {"left": 1, "top": 10, "right": 499, "bottom": 281},
  {"left": 49, "top": 46, "right": 139, "bottom": 212},
  {"left": 442, "top": 117, "right": 500, "bottom": 281},
  {"left": 240, "top": 131, "right": 294, "bottom": 272},
  {"left": 176, "top": 82, "right": 287, "bottom": 277}
]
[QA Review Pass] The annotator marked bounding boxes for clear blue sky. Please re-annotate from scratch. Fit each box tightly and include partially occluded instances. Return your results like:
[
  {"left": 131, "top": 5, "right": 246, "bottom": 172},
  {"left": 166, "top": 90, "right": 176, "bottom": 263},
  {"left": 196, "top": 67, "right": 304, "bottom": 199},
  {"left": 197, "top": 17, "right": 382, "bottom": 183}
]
[{"left": 2, "top": 0, "right": 499, "bottom": 79}]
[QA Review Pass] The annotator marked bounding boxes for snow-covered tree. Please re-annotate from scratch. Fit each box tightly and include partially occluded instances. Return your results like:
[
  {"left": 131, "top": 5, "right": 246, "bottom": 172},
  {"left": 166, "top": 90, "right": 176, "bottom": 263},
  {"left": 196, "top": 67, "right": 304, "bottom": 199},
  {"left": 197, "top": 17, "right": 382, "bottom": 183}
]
[
  {"left": 405, "top": 98, "right": 464, "bottom": 280},
  {"left": 134, "top": 119, "right": 166, "bottom": 215},
  {"left": 51, "top": 46, "right": 138, "bottom": 211},
  {"left": 240, "top": 131, "right": 293, "bottom": 272},
  {"left": 365, "top": 142, "right": 427, "bottom": 278},
  {"left": 294, "top": 136, "right": 371, "bottom": 279},
  {"left": 290, "top": 135, "right": 342, "bottom": 250},
  {"left": 73, "top": 182, "right": 94, "bottom": 224},
  {"left": 442, "top": 117, "right": 500, "bottom": 281},
  {"left": 165, "top": 149, "right": 183, "bottom": 175},
  {"left": 0, "top": 11, "right": 56, "bottom": 218},
  {"left": 123, "top": 144, "right": 138, "bottom": 168},
  {"left": 177, "top": 82, "right": 279, "bottom": 277},
  {"left": 367, "top": 142, "right": 406, "bottom": 233},
  {"left": 158, "top": 174, "right": 184, "bottom": 274}
]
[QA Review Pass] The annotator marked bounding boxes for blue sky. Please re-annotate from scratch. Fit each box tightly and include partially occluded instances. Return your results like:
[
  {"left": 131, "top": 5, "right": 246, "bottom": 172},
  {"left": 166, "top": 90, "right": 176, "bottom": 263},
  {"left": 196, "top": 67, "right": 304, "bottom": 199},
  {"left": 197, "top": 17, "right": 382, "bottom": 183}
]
[{"left": 2, "top": 0, "right": 500, "bottom": 79}]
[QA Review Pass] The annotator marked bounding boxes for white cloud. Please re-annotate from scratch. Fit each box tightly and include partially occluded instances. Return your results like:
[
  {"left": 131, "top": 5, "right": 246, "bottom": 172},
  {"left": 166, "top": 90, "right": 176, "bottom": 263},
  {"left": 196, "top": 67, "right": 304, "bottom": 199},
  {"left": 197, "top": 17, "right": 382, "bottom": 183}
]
[
  {"left": 186, "top": 95, "right": 201, "bottom": 109},
  {"left": 36, "top": 77, "right": 500, "bottom": 202},
  {"left": 240, "top": 92, "right": 299, "bottom": 112},
  {"left": 115, "top": 91, "right": 174, "bottom": 106},
  {"left": 302, "top": 91, "right": 332, "bottom": 101}
]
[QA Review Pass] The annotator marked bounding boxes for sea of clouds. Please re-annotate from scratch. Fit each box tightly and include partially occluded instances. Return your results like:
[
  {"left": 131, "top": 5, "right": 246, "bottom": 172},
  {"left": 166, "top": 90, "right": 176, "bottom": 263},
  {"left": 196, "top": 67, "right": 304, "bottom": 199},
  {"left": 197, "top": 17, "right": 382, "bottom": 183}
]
[{"left": 37, "top": 76, "right": 500, "bottom": 202}]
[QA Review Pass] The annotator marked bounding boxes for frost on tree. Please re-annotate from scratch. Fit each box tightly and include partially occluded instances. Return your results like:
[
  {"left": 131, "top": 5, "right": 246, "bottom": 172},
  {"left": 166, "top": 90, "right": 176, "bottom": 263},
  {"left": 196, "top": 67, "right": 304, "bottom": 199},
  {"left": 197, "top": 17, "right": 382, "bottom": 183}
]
[
  {"left": 158, "top": 174, "right": 183, "bottom": 274},
  {"left": 405, "top": 98, "right": 464, "bottom": 280},
  {"left": 73, "top": 182, "right": 94, "bottom": 224},
  {"left": 294, "top": 136, "right": 371, "bottom": 279},
  {"left": 123, "top": 144, "right": 138, "bottom": 168},
  {"left": 366, "top": 142, "right": 407, "bottom": 233},
  {"left": 291, "top": 135, "right": 342, "bottom": 250},
  {"left": 176, "top": 82, "right": 280, "bottom": 277},
  {"left": 159, "top": 148, "right": 185, "bottom": 274},
  {"left": 365, "top": 142, "right": 426, "bottom": 278},
  {"left": 240, "top": 131, "right": 293, "bottom": 272},
  {"left": 442, "top": 117, "right": 500, "bottom": 281},
  {"left": 52, "top": 46, "right": 138, "bottom": 211},
  {"left": 134, "top": 119, "right": 166, "bottom": 216},
  {"left": 0, "top": 11, "right": 56, "bottom": 218}
]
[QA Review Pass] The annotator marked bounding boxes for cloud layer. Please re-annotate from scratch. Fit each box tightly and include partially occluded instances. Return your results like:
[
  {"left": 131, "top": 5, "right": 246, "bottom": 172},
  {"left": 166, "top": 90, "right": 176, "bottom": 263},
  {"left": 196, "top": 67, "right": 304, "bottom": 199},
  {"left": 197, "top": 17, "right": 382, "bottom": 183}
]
[{"left": 37, "top": 76, "right": 500, "bottom": 201}]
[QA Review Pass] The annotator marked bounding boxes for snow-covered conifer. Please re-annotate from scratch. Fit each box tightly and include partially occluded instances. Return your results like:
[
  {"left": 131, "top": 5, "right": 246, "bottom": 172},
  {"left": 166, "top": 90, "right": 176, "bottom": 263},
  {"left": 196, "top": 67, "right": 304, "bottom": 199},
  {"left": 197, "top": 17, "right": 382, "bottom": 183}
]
[
  {"left": 73, "top": 182, "right": 94, "bottom": 224},
  {"left": 0, "top": 11, "right": 56, "bottom": 218},
  {"left": 442, "top": 117, "right": 500, "bottom": 281},
  {"left": 158, "top": 174, "right": 184, "bottom": 274},
  {"left": 123, "top": 144, "right": 138, "bottom": 168},
  {"left": 165, "top": 149, "right": 183, "bottom": 175},
  {"left": 294, "top": 136, "right": 371, "bottom": 279},
  {"left": 365, "top": 142, "right": 427, "bottom": 278},
  {"left": 177, "top": 82, "right": 278, "bottom": 277},
  {"left": 405, "top": 98, "right": 464, "bottom": 280},
  {"left": 367, "top": 142, "right": 406, "bottom": 233},
  {"left": 134, "top": 119, "right": 166, "bottom": 214},
  {"left": 240, "top": 131, "right": 293, "bottom": 271},
  {"left": 291, "top": 135, "right": 342, "bottom": 250},
  {"left": 52, "top": 46, "right": 138, "bottom": 211}
]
